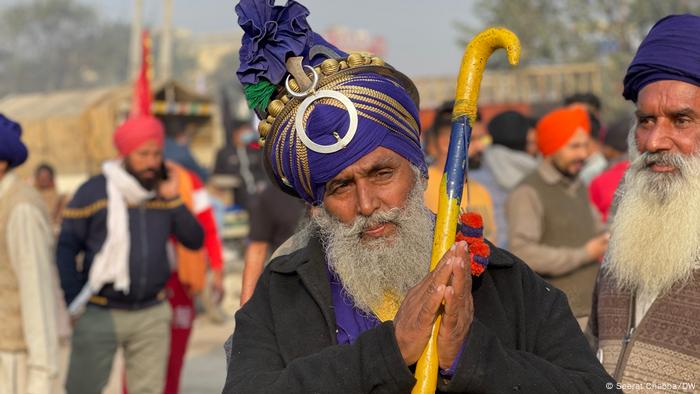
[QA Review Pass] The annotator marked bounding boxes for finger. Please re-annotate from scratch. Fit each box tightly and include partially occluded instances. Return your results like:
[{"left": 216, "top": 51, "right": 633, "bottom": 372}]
[
  {"left": 419, "top": 242, "right": 464, "bottom": 294},
  {"left": 442, "top": 261, "right": 464, "bottom": 325},
  {"left": 454, "top": 241, "right": 470, "bottom": 267},
  {"left": 443, "top": 242, "right": 473, "bottom": 324},
  {"left": 438, "top": 242, "right": 464, "bottom": 267},
  {"left": 441, "top": 285, "right": 458, "bottom": 329},
  {"left": 431, "top": 255, "right": 456, "bottom": 290},
  {"left": 418, "top": 283, "right": 446, "bottom": 327}
]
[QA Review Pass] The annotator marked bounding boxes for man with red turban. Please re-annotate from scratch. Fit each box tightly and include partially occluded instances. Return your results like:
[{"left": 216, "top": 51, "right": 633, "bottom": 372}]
[
  {"left": 506, "top": 106, "right": 608, "bottom": 327},
  {"left": 57, "top": 114, "right": 204, "bottom": 393}
]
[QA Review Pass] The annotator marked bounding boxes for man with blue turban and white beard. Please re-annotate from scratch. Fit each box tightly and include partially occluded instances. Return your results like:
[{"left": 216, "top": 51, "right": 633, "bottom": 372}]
[
  {"left": 224, "top": 1, "right": 616, "bottom": 392},
  {"left": 588, "top": 14, "right": 700, "bottom": 389}
]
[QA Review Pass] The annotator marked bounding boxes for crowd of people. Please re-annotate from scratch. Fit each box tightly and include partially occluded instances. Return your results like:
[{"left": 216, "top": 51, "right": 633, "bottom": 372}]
[{"left": 1, "top": 1, "right": 699, "bottom": 393}]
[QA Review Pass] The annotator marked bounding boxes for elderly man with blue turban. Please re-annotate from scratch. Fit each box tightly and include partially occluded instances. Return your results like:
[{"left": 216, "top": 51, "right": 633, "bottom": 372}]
[
  {"left": 224, "top": 1, "right": 616, "bottom": 393},
  {"left": 588, "top": 14, "right": 700, "bottom": 389},
  {"left": 0, "top": 114, "right": 61, "bottom": 394}
]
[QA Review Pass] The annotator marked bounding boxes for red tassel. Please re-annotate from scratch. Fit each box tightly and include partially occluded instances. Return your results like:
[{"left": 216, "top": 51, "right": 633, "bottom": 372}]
[
  {"left": 455, "top": 212, "right": 490, "bottom": 277},
  {"left": 460, "top": 212, "right": 483, "bottom": 229},
  {"left": 470, "top": 260, "right": 486, "bottom": 276},
  {"left": 469, "top": 239, "right": 491, "bottom": 258}
]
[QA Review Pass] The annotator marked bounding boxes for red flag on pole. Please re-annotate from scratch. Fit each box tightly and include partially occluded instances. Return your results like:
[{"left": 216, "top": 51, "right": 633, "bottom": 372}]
[{"left": 131, "top": 30, "right": 153, "bottom": 116}]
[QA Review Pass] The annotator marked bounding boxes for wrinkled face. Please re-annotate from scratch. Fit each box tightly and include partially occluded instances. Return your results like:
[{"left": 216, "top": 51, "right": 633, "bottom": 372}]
[
  {"left": 608, "top": 81, "right": 700, "bottom": 295},
  {"left": 123, "top": 140, "right": 163, "bottom": 190},
  {"left": 322, "top": 147, "right": 416, "bottom": 241},
  {"left": 635, "top": 80, "right": 700, "bottom": 167},
  {"left": 550, "top": 128, "right": 590, "bottom": 178},
  {"left": 35, "top": 168, "right": 54, "bottom": 190}
]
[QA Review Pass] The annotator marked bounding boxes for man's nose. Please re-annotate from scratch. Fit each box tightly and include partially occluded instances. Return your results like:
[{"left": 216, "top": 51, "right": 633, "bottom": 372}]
[
  {"left": 640, "top": 123, "right": 673, "bottom": 153},
  {"left": 146, "top": 156, "right": 162, "bottom": 169},
  {"left": 356, "top": 181, "right": 380, "bottom": 217}
]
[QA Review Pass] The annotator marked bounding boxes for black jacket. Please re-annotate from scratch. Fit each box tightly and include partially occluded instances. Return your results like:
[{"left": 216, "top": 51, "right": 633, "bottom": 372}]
[
  {"left": 56, "top": 175, "right": 204, "bottom": 307},
  {"left": 223, "top": 237, "right": 618, "bottom": 393}
]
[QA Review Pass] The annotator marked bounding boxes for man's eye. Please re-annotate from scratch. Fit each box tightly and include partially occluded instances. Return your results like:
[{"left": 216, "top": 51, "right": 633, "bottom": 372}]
[
  {"left": 638, "top": 117, "right": 653, "bottom": 125},
  {"left": 675, "top": 117, "right": 692, "bottom": 127},
  {"left": 376, "top": 169, "right": 393, "bottom": 179},
  {"left": 330, "top": 183, "right": 349, "bottom": 194}
]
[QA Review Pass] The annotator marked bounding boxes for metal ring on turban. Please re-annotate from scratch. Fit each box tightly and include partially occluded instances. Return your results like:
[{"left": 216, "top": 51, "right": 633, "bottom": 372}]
[
  {"left": 294, "top": 89, "right": 358, "bottom": 154},
  {"left": 285, "top": 65, "right": 320, "bottom": 98}
]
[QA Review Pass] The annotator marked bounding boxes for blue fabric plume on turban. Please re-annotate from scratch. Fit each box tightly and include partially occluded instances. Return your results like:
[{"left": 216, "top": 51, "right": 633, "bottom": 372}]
[
  {"left": 0, "top": 114, "right": 28, "bottom": 168},
  {"left": 623, "top": 14, "right": 700, "bottom": 102}
]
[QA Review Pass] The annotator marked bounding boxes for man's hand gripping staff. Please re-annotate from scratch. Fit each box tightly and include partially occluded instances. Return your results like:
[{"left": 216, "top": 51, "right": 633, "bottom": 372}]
[{"left": 394, "top": 28, "right": 521, "bottom": 393}]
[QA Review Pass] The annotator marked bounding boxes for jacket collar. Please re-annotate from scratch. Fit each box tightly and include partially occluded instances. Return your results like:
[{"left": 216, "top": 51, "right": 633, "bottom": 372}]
[
  {"left": 270, "top": 236, "right": 337, "bottom": 343},
  {"left": 487, "top": 240, "right": 515, "bottom": 268},
  {"left": 538, "top": 159, "right": 583, "bottom": 193}
]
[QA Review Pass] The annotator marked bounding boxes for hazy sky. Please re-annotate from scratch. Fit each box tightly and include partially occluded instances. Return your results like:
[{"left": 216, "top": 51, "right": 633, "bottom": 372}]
[{"left": 0, "top": 0, "right": 481, "bottom": 77}]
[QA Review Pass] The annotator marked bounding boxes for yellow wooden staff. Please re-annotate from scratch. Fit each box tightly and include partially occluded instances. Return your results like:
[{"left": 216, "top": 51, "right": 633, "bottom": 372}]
[{"left": 414, "top": 27, "right": 520, "bottom": 393}]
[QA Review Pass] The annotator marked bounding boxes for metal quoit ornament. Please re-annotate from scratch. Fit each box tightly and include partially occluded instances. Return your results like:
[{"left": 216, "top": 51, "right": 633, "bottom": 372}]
[{"left": 287, "top": 65, "right": 359, "bottom": 154}]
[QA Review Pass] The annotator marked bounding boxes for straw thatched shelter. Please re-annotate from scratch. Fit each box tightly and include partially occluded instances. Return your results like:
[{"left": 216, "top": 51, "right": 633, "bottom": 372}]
[{"left": 0, "top": 80, "right": 218, "bottom": 191}]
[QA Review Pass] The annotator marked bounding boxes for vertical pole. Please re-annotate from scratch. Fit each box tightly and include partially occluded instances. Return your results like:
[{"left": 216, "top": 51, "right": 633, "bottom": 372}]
[
  {"left": 129, "top": 0, "right": 144, "bottom": 80},
  {"left": 159, "top": 0, "right": 174, "bottom": 81}
]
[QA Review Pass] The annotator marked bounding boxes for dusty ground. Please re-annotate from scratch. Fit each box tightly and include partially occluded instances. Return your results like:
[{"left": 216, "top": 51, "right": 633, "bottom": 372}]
[{"left": 180, "top": 270, "right": 241, "bottom": 393}]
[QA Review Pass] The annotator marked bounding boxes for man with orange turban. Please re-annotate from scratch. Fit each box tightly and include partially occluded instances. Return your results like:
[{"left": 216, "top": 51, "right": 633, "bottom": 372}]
[
  {"left": 506, "top": 106, "right": 608, "bottom": 327},
  {"left": 56, "top": 114, "right": 204, "bottom": 393}
]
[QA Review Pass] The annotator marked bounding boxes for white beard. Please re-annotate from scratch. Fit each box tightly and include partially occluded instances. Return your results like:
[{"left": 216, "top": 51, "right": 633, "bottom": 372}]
[
  {"left": 606, "top": 141, "right": 700, "bottom": 297},
  {"left": 309, "top": 170, "right": 434, "bottom": 314}
]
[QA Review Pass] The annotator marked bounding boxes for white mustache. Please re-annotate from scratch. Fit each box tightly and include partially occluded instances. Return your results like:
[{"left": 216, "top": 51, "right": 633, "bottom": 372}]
[
  {"left": 343, "top": 207, "right": 402, "bottom": 237},
  {"left": 633, "top": 151, "right": 687, "bottom": 173}
]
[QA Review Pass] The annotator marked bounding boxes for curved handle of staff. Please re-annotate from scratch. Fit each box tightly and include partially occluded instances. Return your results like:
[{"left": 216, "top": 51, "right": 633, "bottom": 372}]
[
  {"left": 453, "top": 27, "right": 521, "bottom": 122},
  {"left": 411, "top": 27, "right": 520, "bottom": 394}
]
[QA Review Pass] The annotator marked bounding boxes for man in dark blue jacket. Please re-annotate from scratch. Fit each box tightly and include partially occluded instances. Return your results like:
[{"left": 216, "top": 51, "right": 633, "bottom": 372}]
[{"left": 57, "top": 114, "right": 204, "bottom": 394}]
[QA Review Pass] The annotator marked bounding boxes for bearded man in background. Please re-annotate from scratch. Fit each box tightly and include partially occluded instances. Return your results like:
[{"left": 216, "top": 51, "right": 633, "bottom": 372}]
[{"left": 588, "top": 14, "right": 700, "bottom": 388}]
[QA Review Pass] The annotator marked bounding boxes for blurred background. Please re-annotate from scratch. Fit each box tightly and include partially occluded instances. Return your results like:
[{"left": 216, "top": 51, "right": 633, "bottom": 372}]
[
  {"left": 2, "top": 0, "right": 699, "bottom": 186},
  {"left": 0, "top": 0, "right": 699, "bottom": 392}
]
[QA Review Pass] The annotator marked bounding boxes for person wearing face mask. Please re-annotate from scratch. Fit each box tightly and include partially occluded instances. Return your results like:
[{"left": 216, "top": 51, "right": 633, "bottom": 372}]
[{"left": 213, "top": 118, "right": 266, "bottom": 210}]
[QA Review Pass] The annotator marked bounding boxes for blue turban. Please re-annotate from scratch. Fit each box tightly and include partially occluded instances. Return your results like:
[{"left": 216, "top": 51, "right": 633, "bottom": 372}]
[
  {"left": 267, "top": 70, "right": 426, "bottom": 204},
  {"left": 0, "top": 114, "right": 28, "bottom": 168},
  {"left": 623, "top": 14, "right": 700, "bottom": 102},
  {"left": 235, "top": 0, "right": 426, "bottom": 204}
]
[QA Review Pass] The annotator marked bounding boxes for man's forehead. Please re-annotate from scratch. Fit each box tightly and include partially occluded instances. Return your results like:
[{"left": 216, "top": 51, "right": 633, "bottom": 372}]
[
  {"left": 330, "top": 147, "right": 406, "bottom": 180},
  {"left": 637, "top": 80, "right": 700, "bottom": 109},
  {"left": 132, "top": 139, "right": 163, "bottom": 152}
]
